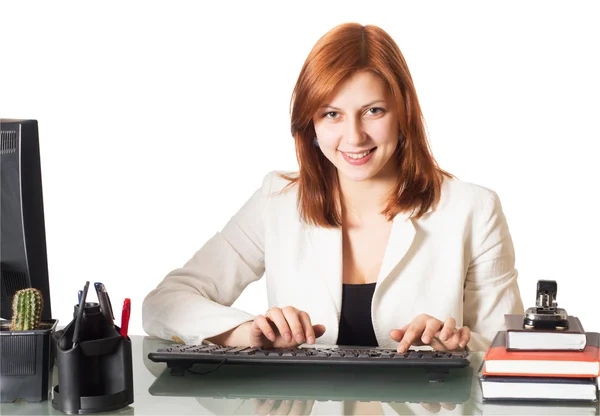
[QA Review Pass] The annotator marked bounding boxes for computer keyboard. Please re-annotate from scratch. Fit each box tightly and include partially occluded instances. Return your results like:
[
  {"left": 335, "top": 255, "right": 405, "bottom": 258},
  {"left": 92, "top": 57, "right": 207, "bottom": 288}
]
[{"left": 148, "top": 344, "right": 470, "bottom": 379}]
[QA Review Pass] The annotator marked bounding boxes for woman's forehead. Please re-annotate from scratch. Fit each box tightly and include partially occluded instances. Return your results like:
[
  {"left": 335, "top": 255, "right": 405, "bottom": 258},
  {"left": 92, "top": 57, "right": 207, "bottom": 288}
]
[{"left": 320, "top": 72, "right": 392, "bottom": 109}]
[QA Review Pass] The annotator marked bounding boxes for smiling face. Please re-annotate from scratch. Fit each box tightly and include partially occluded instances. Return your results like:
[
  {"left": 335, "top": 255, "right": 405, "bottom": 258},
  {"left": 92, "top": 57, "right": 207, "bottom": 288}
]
[{"left": 312, "top": 70, "right": 400, "bottom": 183}]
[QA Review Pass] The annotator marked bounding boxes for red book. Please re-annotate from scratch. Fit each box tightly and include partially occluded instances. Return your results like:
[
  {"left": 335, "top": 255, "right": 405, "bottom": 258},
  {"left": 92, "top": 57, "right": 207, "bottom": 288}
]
[{"left": 483, "top": 331, "right": 600, "bottom": 378}]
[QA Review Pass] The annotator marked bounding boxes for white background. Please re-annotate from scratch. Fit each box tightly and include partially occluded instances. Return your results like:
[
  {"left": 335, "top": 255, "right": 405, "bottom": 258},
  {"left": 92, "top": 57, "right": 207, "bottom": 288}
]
[{"left": 2, "top": 1, "right": 599, "bottom": 337}]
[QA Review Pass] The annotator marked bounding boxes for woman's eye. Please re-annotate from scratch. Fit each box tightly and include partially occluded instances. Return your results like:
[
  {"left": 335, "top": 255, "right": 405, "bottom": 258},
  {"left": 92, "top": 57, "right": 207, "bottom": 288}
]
[
  {"left": 366, "top": 107, "right": 384, "bottom": 115},
  {"left": 323, "top": 111, "right": 339, "bottom": 119}
]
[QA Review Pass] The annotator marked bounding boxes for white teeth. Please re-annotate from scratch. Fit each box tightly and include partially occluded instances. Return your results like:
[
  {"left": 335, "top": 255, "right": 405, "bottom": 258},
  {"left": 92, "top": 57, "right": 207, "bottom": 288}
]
[{"left": 345, "top": 150, "right": 371, "bottom": 159}]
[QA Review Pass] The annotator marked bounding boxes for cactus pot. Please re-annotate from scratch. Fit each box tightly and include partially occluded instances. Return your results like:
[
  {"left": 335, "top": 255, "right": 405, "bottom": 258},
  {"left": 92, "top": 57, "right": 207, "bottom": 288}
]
[{"left": 0, "top": 319, "right": 57, "bottom": 402}]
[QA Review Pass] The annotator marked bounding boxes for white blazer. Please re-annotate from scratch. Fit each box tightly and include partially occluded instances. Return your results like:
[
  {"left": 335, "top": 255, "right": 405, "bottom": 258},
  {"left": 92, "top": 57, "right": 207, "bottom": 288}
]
[{"left": 142, "top": 171, "right": 524, "bottom": 351}]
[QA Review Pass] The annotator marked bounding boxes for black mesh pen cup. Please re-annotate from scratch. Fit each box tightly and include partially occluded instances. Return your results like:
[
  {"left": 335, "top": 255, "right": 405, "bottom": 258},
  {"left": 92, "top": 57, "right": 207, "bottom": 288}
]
[{"left": 51, "top": 302, "right": 133, "bottom": 414}]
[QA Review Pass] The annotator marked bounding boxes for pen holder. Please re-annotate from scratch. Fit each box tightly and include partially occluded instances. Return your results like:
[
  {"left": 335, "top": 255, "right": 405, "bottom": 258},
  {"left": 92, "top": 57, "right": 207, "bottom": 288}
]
[{"left": 51, "top": 302, "right": 133, "bottom": 414}]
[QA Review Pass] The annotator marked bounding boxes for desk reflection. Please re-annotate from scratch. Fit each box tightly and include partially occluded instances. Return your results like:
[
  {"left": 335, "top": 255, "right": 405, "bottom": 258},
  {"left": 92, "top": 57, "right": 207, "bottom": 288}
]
[{"left": 148, "top": 365, "right": 479, "bottom": 415}]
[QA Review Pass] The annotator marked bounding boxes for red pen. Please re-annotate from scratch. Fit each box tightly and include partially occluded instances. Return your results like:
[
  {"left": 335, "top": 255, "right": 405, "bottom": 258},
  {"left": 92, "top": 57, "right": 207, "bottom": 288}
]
[{"left": 120, "top": 298, "right": 131, "bottom": 338}]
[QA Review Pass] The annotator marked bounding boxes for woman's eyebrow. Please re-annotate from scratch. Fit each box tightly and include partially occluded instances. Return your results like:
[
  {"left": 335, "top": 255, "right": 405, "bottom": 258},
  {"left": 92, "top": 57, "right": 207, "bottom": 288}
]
[{"left": 319, "top": 99, "right": 387, "bottom": 111}]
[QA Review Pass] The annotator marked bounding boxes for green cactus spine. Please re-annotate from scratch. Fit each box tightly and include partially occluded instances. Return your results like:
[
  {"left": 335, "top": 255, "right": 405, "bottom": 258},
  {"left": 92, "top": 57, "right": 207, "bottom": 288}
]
[{"left": 11, "top": 288, "right": 44, "bottom": 330}]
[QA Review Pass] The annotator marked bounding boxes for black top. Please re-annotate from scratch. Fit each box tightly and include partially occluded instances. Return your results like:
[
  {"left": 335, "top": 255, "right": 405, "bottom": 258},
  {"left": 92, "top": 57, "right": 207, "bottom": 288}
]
[{"left": 336, "top": 283, "right": 378, "bottom": 347}]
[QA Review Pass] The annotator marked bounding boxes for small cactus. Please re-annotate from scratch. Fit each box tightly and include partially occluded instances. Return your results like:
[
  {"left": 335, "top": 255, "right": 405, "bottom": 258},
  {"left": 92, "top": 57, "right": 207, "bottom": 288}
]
[{"left": 11, "top": 288, "right": 44, "bottom": 330}]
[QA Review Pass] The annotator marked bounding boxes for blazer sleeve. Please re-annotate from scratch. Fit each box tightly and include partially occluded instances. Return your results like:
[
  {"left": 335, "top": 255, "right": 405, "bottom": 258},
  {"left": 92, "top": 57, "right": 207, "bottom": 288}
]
[
  {"left": 464, "top": 190, "right": 525, "bottom": 351},
  {"left": 142, "top": 171, "right": 275, "bottom": 345}
]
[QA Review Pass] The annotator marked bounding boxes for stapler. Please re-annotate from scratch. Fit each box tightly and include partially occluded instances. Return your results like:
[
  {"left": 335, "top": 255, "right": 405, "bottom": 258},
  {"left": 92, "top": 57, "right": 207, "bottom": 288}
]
[{"left": 523, "top": 280, "right": 569, "bottom": 330}]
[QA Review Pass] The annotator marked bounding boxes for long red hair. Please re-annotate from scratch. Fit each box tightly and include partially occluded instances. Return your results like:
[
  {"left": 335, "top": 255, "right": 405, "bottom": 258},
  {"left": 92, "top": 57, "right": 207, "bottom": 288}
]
[{"left": 280, "top": 23, "right": 452, "bottom": 227}]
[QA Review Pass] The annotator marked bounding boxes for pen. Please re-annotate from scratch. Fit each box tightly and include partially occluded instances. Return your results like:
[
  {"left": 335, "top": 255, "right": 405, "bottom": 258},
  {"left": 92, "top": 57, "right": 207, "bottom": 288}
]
[
  {"left": 94, "top": 282, "right": 114, "bottom": 327},
  {"left": 72, "top": 281, "right": 90, "bottom": 348},
  {"left": 120, "top": 298, "right": 130, "bottom": 338},
  {"left": 94, "top": 282, "right": 114, "bottom": 319}
]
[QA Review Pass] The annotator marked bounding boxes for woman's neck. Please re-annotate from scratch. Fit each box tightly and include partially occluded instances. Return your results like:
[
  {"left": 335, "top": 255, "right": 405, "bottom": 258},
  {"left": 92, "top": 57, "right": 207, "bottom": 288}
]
[{"left": 338, "top": 173, "right": 397, "bottom": 226}]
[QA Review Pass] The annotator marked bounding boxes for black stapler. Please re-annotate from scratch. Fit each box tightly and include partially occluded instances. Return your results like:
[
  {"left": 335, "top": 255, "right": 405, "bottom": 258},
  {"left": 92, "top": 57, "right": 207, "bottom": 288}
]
[{"left": 523, "top": 280, "right": 569, "bottom": 330}]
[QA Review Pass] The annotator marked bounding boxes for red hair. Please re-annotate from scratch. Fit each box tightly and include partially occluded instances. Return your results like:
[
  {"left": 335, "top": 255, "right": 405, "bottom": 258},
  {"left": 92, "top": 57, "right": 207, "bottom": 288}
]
[{"left": 280, "top": 23, "right": 453, "bottom": 227}]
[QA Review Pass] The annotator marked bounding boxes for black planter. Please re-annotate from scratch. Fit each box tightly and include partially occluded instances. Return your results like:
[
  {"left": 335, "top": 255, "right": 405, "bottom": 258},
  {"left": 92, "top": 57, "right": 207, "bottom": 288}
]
[{"left": 0, "top": 319, "right": 58, "bottom": 402}]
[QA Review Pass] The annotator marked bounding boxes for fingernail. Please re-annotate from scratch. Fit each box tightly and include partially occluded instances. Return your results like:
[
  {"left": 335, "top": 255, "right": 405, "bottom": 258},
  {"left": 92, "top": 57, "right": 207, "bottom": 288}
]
[
  {"left": 308, "top": 336, "right": 315, "bottom": 344},
  {"left": 284, "top": 332, "right": 292, "bottom": 342},
  {"left": 421, "top": 335, "right": 429, "bottom": 344},
  {"left": 267, "top": 332, "right": 275, "bottom": 341},
  {"left": 439, "top": 332, "right": 448, "bottom": 341},
  {"left": 459, "top": 343, "right": 464, "bottom": 349},
  {"left": 295, "top": 334, "right": 305, "bottom": 343}
]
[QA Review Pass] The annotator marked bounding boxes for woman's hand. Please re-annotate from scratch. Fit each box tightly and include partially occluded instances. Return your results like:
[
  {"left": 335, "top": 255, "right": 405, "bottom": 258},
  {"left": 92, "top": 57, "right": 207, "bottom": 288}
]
[
  {"left": 254, "top": 399, "right": 315, "bottom": 416},
  {"left": 389, "top": 314, "right": 470, "bottom": 353},
  {"left": 249, "top": 306, "right": 326, "bottom": 348}
]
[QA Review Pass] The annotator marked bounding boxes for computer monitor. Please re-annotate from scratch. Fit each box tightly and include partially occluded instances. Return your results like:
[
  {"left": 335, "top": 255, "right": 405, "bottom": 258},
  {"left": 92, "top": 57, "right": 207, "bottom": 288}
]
[{"left": 1, "top": 119, "right": 52, "bottom": 321}]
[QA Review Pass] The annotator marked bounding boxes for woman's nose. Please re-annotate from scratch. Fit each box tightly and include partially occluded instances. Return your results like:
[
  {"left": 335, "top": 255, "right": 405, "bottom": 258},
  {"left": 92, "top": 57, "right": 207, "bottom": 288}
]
[{"left": 344, "top": 120, "right": 367, "bottom": 146}]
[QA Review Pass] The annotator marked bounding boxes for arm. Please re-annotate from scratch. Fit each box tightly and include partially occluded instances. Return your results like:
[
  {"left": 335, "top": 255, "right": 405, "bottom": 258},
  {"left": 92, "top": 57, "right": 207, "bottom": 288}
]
[
  {"left": 464, "top": 190, "right": 525, "bottom": 351},
  {"left": 142, "top": 172, "right": 275, "bottom": 345}
]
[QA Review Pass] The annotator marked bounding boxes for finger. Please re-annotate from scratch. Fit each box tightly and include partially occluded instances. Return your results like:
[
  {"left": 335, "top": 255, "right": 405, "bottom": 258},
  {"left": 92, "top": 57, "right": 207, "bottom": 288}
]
[
  {"left": 281, "top": 306, "right": 305, "bottom": 344},
  {"left": 458, "top": 326, "right": 471, "bottom": 349},
  {"left": 439, "top": 317, "right": 456, "bottom": 341},
  {"left": 255, "top": 398, "right": 276, "bottom": 416},
  {"left": 288, "top": 399, "right": 306, "bottom": 415},
  {"left": 434, "top": 328, "right": 461, "bottom": 351},
  {"left": 419, "top": 402, "right": 441, "bottom": 413},
  {"left": 273, "top": 399, "right": 292, "bottom": 415},
  {"left": 440, "top": 402, "right": 456, "bottom": 410},
  {"left": 298, "top": 311, "right": 315, "bottom": 344},
  {"left": 430, "top": 335, "right": 450, "bottom": 352},
  {"left": 436, "top": 327, "right": 468, "bottom": 351},
  {"left": 389, "top": 328, "right": 405, "bottom": 342},
  {"left": 267, "top": 308, "right": 293, "bottom": 343},
  {"left": 421, "top": 318, "right": 443, "bottom": 345},
  {"left": 253, "top": 399, "right": 265, "bottom": 412},
  {"left": 398, "top": 324, "right": 424, "bottom": 353},
  {"left": 252, "top": 316, "right": 275, "bottom": 345},
  {"left": 303, "top": 400, "right": 315, "bottom": 416},
  {"left": 312, "top": 324, "right": 326, "bottom": 339}
]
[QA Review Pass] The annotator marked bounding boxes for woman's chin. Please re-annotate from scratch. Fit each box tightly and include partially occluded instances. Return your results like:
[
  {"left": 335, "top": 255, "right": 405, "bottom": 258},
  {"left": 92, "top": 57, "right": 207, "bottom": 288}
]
[{"left": 337, "top": 167, "right": 378, "bottom": 183}]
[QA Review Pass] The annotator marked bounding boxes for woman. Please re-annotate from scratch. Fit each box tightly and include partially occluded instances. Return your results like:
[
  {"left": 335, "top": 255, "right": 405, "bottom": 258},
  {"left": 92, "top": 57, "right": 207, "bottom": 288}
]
[{"left": 142, "top": 23, "right": 524, "bottom": 352}]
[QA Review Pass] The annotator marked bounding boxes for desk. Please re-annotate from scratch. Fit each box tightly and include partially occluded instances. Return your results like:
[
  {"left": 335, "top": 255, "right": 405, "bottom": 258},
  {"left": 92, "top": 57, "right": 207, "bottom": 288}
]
[{"left": 1, "top": 336, "right": 598, "bottom": 415}]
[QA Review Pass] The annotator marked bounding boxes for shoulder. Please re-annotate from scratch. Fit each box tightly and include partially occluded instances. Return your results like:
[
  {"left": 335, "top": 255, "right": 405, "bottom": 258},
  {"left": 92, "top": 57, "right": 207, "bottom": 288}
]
[
  {"left": 259, "top": 170, "right": 299, "bottom": 197},
  {"left": 435, "top": 176, "right": 503, "bottom": 218},
  {"left": 255, "top": 170, "right": 301, "bottom": 227}
]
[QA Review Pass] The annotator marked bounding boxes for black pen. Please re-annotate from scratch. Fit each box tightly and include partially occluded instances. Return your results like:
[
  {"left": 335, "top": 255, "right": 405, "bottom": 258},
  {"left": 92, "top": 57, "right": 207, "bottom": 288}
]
[
  {"left": 94, "top": 282, "right": 114, "bottom": 318},
  {"left": 72, "top": 281, "right": 90, "bottom": 349},
  {"left": 95, "top": 282, "right": 114, "bottom": 326}
]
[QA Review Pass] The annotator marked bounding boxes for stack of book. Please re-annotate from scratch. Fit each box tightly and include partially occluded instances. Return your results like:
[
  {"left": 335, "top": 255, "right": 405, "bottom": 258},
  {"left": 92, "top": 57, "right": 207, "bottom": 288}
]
[{"left": 480, "top": 314, "right": 600, "bottom": 402}]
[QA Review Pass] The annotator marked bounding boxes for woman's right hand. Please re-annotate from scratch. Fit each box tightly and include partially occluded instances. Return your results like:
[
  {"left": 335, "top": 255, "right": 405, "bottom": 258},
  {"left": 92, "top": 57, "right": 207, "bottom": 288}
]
[
  {"left": 248, "top": 306, "right": 326, "bottom": 348},
  {"left": 254, "top": 399, "right": 315, "bottom": 416}
]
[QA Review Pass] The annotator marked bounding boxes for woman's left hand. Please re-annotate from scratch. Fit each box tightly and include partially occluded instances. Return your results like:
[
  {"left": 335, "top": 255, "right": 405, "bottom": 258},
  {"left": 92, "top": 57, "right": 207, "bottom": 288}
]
[{"left": 389, "top": 314, "right": 471, "bottom": 353}]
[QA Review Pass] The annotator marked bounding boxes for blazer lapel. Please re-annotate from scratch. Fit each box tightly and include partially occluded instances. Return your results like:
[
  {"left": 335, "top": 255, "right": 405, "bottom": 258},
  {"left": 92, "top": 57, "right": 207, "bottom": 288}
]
[
  {"left": 376, "top": 212, "right": 416, "bottom": 287},
  {"left": 306, "top": 224, "right": 343, "bottom": 319}
]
